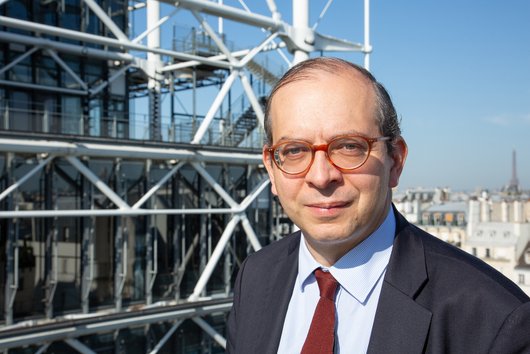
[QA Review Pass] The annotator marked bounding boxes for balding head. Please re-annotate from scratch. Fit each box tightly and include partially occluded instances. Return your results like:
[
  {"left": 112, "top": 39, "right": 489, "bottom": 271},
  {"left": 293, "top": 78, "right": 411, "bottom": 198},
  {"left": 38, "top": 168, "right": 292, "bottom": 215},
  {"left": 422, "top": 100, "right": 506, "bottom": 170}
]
[{"left": 264, "top": 57, "right": 401, "bottom": 153}]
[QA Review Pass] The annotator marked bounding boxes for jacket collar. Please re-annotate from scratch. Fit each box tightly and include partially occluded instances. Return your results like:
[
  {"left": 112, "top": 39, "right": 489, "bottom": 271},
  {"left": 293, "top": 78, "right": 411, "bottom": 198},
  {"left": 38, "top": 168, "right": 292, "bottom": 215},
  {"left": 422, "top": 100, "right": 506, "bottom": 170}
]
[
  {"left": 262, "top": 232, "right": 301, "bottom": 354},
  {"left": 367, "top": 207, "right": 432, "bottom": 353}
]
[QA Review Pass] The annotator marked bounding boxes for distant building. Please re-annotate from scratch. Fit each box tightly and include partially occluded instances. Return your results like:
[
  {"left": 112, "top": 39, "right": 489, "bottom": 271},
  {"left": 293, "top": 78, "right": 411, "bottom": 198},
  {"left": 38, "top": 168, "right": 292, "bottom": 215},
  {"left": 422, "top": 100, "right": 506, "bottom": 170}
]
[
  {"left": 515, "top": 242, "right": 530, "bottom": 295},
  {"left": 394, "top": 185, "right": 530, "bottom": 296},
  {"left": 464, "top": 192, "right": 530, "bottom": 292},
  {"left": 394, "top": 187, "right": 468, "bottom": 246}
]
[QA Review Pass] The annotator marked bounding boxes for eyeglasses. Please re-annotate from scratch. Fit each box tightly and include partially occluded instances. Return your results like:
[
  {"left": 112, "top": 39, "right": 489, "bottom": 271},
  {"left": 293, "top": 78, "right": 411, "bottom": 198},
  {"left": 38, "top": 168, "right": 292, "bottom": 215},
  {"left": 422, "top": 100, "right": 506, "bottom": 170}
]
[{"left": 267, "top": 135, "right": 390, "bottom": 175}]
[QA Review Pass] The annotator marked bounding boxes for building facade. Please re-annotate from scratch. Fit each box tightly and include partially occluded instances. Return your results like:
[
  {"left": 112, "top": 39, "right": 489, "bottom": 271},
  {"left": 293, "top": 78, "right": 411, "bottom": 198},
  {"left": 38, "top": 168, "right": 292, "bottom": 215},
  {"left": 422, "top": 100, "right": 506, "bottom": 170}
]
[{"left": 1, "top": 1, "right": 369, "bottom": 352}]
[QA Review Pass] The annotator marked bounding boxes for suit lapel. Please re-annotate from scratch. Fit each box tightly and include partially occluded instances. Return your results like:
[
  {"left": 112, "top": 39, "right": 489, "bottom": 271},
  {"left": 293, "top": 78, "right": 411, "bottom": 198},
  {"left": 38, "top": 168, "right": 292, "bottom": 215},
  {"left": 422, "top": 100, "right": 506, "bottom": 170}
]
[
  {"left": 367, "top": 209, "right": 432, "bottom": 353},
  {"left": 261, "top": 233, "right": 300, "bottom": 354}
]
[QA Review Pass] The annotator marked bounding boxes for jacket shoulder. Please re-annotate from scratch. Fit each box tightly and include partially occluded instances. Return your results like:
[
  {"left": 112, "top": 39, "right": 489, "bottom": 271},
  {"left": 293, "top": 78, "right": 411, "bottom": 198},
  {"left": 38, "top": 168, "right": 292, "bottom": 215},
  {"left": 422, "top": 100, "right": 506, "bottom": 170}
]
[{"left": 397, "top": 221, "right": 530, "bottom": 308}]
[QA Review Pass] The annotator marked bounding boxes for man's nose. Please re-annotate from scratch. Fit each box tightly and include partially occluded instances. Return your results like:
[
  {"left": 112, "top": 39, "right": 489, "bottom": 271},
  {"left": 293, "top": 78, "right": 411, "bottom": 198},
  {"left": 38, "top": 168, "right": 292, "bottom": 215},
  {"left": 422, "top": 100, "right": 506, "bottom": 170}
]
[{"left": 304, "top": 150, "right": 342, "bottom": 188}]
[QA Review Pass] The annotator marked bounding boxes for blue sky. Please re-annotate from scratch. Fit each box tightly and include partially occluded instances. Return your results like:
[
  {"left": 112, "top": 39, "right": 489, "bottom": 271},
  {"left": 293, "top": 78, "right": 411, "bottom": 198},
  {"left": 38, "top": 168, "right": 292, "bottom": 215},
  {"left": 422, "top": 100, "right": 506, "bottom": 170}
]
[
  {"left": 147, "top": 1, "right": 530, "bottom": 192},
  {"left": 313, "top": 1, "right": 530, "bottom": 192}
]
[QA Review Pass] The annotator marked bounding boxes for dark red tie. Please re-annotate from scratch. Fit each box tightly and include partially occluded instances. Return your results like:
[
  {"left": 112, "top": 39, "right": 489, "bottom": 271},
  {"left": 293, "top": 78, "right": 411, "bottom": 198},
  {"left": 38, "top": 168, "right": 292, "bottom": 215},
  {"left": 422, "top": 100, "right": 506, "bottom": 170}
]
[{"left": 301, "top": 268, "right": 339, "bottom": 354}]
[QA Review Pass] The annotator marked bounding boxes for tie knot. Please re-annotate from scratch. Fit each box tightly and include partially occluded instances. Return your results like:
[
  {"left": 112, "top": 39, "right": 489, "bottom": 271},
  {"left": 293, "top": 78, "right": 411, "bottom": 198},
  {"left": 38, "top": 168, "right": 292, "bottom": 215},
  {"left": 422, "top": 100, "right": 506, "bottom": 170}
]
[{"left": 314, "top": 268, "right": 338, "bottom": 301}]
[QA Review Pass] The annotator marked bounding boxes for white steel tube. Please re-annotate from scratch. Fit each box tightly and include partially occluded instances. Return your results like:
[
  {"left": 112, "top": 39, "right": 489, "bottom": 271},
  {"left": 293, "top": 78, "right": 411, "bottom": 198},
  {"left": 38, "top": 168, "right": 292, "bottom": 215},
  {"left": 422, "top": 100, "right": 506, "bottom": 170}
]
[
  {"left": 191, "top": 70, "right": 238, "bottom": 144},
  {"left": 83, "top": 0, "right": 129, "bottom": 42},
  {"left": 188, "top": 215, "right": 241, "bottom": 301},
  {"left": 132, "top": 161, "right": 186, "bottom": 209},
  {"left": 172, "top": 0, "right": 281, "bottom": 30},
  {"left": 46, "top": 49, "right": 88, "bottom": 90},
  {"left": 133, "top": 8, "right": 179, "bottom": 44},
  {"left": 192, "top": 317, "right": 227, "bottom": 349},
  {"left": 0, "top": 16, "right": 232, "bottom": 69},
  {"left": 0, "top": 31, "right": 134, "bottom": 62},
  {"left": 191, "top": 162, "right": 239, "bottom": 208},
  {"left": 0, "top": 155, "right": 54, "bottom": 202},
  {"left": 238, "top": 32, "right": 279, "bottom": 67},
  {"left": 64, "top": 339, "right": 98, "bottom": 354},
  {"left": 192, "top": 10, "right": 236, "bottom": 64},
  {"left": 147, "top": 0, "right": 161, "bottom": 52},
  {"left": 218, "top": 0, "right": 224, "bottom": 34},
  {"left": 66, "top": 156, "right": 130, "bottom": 210},
  {"left": 240, "top": 214, "right": 262, "bottom": 251},
  {"left": 266, "top": 0, "right": 280, "bottom": 20},
  {"left": 148, "top": 320, "right": 184, "bottom": 354},
  {"left": 239, "top": 72, "right": 264, "bottom": 128},
  {"left": 0, "top": 138, "right": 263, "bottom": 163},
  {"left": 0, "top": 208, "right": 239, "bottom": 219},
  {"left": 239, "top": 178, "right": 271, "bottom": 210},
  {"left": 89, "top": 64, "right": 132, "bottom": 96},
  {"left": 292, "top": 0, "right": 309, "bottom": 64},
  {"left": 364, "top": 0, "right": 372, "bottom": 70},
  {"left": 0, "top": 79, "right": 88, "bottom": 96},
  {"left": 0, "top": 46, "right": 39, "bottom": 76}
]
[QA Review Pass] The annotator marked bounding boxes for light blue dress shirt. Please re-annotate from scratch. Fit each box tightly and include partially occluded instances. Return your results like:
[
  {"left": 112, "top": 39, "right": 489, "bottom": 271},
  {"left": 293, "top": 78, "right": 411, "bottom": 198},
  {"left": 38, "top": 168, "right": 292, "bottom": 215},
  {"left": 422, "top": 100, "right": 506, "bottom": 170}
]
[{"left": 277, "top": 208, "right": 396, "bottom": 354}]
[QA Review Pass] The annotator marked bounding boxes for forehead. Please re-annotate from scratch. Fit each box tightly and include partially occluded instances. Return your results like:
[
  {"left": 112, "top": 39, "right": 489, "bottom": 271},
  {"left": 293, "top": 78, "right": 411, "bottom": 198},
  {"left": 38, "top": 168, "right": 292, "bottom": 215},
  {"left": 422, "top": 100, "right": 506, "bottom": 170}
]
[
  {"left": 271, "top": 68, "right": 374, "bottom": 108},
  {"left": 268, "top": 69, "right": 378, "bottom": 139}
]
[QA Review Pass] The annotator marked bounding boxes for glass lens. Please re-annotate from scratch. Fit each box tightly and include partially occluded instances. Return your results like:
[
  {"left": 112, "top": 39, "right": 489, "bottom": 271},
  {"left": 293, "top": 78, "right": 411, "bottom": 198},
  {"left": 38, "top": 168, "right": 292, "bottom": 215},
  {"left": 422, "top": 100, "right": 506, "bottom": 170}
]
[
  {"left": 274, "top": 141, "right": 312, "bottom": 173},
  {"left": 328, "top": 137, "right": 369, "bottom": 169}
]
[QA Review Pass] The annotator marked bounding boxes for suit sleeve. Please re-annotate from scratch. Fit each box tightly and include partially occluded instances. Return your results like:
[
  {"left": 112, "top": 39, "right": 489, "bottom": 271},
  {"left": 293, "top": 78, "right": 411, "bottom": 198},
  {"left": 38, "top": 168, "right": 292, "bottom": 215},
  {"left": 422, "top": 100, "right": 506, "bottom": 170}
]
[
  {"left": 487, "top": 301, "right": 530, "bottom": 354},
  {"left": 225, "top": 256, "right": 248, "bottom": 353}
]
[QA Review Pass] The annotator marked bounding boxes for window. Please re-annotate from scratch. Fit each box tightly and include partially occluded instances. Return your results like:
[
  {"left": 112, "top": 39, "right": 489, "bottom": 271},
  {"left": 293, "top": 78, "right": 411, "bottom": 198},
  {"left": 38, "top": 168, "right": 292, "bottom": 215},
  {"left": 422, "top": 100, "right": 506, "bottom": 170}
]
[
  {"left": 519, "top": 274, "right": 525, "bottom": 285},
  {"left": 485, "top": 248, "right": 491, "bottom": 258}
]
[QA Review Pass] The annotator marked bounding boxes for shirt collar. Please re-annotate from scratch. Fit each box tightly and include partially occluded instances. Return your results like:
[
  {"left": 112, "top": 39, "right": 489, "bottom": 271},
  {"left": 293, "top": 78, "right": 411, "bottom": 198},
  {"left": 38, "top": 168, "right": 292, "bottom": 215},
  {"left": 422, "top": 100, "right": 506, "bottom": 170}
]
[{"left": 297, "top": 207, "right": 396, "bottom": 304}]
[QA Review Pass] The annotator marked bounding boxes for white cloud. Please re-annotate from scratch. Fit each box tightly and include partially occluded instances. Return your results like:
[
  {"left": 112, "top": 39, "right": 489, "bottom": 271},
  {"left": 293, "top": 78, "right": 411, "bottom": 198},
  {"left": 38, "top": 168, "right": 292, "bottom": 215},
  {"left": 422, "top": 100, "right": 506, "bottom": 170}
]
[
  {"left": 484, "top": 114, "right": 530, "bottom": 126},
  {"left": 485, "top": 115, "right": 511, "bottom": 126}
]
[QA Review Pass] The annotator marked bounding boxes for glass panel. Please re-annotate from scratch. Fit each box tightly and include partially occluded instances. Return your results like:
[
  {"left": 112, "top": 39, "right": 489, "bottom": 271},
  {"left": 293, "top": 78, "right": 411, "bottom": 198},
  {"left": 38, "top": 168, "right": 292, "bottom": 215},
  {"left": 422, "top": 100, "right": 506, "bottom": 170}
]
[
  {"left": 9, "top": 91, "right": 30, "bottom": 132},
  {"left": 61, "top": 96, "right": 81, "bottom": 134}
]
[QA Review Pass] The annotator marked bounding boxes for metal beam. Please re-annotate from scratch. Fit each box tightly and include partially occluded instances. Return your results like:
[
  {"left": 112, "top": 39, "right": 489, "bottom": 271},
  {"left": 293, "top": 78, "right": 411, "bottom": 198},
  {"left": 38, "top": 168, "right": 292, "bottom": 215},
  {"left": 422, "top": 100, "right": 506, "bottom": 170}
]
[
  {"left": 192, "top": 317, "right": 226, "bottom": 349},
  {"left": 0, "top": 79, "right": 88, "bottom": 95},
  {"left": 83, "top": 0, "right": 129, "bottom": 42},
  {"left": 64, "top": 338, "right": 97, "bottom": 354},
  {"left": 0, "top": 207, "right": 241, "bottom": 219},
  {"left": 0, "top": 138, "right": 263, "bottom": 164},
  {"left": 0, "top": 31, "right": 135, "bottom": 62},
  {"left": 0, "top": 155, "right": 54, "bottom": 202},
  {"left": 132, "top": 161, "right": 186, "bottom": 209},
  {"left": 148, "top": 320, "right": 183, "bottom": 354},
  {"left": 0, "top": 16, "right": 232, "bottom": 69},
  {"left": 188, "top": 215, "right": 240, "bottom": 301},
  {"left": 66, "top": 156, "right": 131, "bottom": 210},
  {"left": 191, "top": 70, "right": 238, "bottom": 144},
  {"left": 45, "top": 49, "right": 88, "bottom": 91},
  {"left": 171, "top": 0, "right": 282, "bottom": 30},
  {"left": 0, "top": 46, "right": 39, "bottom": 76},
  {"left": 0, "top": 299, "right": 232, "bottom": 350}
]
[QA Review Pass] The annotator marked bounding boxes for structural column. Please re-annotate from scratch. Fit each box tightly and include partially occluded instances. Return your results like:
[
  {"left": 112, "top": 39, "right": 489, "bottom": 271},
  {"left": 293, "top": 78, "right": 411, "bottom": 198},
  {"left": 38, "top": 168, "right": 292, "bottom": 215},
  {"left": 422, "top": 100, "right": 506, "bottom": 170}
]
[
  {"left": 44, "top": 162, "right": 57, "bottom": 319},
  {"left": 292, "top": 0, "right": 309, "bottom": 64},
  {"left": 147, "top": 0, "right": 162, "bottom": 141},
  {"left": 81, "top": 158, "right": 95, "bottom": 314},
  {"left": 4, "top": 153, "right": 16, "bottom": 325}
]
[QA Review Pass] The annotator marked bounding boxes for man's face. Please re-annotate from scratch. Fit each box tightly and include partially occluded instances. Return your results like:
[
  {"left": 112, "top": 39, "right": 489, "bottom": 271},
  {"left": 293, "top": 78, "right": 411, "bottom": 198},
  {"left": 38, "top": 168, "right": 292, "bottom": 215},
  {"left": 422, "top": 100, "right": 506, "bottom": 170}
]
[{"left": 263, "top": 70, "right": 407, "bottom": 262}]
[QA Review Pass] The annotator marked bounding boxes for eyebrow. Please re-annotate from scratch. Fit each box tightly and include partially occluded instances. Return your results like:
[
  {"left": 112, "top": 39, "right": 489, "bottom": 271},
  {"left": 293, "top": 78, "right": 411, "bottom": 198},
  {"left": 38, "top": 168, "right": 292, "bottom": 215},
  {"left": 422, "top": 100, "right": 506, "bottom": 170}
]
[{"left": 275, "top": 130, "right": 368, "bottom": 143}]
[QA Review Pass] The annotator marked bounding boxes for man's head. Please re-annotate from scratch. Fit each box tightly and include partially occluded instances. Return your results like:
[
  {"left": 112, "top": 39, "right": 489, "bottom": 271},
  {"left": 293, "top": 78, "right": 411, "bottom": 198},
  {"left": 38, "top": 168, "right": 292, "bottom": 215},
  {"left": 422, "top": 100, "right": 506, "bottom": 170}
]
[
  {"left": 263, "top": 57, "right": 408, "bottom": 266},
  {"left": 264, "top": 57, "right": 402, "bottom": 155}
]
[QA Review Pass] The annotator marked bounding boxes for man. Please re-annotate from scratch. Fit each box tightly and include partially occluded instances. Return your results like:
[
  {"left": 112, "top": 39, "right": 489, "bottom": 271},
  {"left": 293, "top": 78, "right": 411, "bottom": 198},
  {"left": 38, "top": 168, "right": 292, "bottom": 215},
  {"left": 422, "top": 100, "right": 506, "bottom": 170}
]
[{"left": 226, "top": 57, "right": 530, "bottom": 353}]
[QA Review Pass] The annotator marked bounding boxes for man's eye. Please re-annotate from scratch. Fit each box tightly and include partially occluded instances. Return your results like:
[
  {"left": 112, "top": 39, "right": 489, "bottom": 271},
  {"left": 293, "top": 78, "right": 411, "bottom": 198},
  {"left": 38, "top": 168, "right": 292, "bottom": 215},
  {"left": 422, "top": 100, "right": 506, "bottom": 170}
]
[
  {"left": 334, "top": 141, "right": 366, "bottom": 154},
  {"left": 282, "top": 145, "right": 309, "bottom": 157},
  {"left": 342, "top": 143, "right": 361, "bottom": 150}
]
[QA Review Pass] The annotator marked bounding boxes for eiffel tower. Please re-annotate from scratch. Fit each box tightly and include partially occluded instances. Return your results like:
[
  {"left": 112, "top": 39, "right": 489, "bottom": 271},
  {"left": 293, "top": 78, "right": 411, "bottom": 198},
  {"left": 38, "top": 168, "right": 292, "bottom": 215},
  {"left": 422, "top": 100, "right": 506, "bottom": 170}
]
[{"left": 505, "top": 149, "right": 520, "bottom": 195}]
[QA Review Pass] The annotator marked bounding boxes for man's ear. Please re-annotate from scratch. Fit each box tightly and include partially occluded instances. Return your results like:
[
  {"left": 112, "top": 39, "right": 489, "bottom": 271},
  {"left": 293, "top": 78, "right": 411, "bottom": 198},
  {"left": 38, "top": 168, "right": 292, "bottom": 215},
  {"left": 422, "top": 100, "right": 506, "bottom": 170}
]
[
  {"left": 388, "top": 137, "right": 408, "bottom": 188},
  {"left": 263, "top": 147, "right": 278, "bottom": 196}
]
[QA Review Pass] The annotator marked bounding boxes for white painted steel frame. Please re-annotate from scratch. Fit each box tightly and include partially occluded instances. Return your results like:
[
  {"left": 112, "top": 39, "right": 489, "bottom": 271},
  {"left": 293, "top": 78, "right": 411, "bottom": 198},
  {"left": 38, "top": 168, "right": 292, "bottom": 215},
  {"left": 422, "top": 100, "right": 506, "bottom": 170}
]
[{"left": 0, "top": 0, "right": 371, "bottom": 351}]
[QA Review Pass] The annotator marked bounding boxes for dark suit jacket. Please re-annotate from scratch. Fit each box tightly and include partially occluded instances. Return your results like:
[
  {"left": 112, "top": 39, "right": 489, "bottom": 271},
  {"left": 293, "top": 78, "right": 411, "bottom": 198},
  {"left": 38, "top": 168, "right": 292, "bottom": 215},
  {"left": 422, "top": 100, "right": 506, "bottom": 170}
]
[{"left": 226, "top": 208, "right": 530, "bottom": 353}]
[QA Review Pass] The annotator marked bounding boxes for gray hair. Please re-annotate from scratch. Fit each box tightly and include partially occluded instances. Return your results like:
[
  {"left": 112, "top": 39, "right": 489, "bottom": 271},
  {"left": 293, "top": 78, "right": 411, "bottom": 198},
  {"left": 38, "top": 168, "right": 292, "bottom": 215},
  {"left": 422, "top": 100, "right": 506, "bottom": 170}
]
[{"left": 264, "top": 57, "right": 401, "bottom": 153}]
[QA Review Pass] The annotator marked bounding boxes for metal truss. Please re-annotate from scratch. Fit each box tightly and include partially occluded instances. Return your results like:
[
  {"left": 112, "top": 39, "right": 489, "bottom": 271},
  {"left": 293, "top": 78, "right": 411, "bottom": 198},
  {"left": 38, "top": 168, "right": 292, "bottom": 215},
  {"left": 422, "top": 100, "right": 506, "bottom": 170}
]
[{"left": 0, "top": 0, "right": 371, "bottom": 352}]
